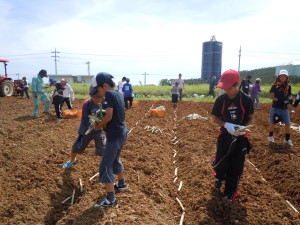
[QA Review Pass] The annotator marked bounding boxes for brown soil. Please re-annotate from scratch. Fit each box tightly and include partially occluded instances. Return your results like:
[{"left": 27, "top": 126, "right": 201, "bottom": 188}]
[{"left": 0, "top": 97, "right": 299, "bottom": 225}]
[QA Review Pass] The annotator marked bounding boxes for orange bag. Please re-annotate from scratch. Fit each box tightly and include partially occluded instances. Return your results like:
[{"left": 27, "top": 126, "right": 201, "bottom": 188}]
[
  {"left": 132, "top": 101, "right": 139, "bottom": 107},
  {"left": 150, "top": 109, "right": 166, "bottom": 117},
  {"left": 63, "top": 109, "right": 81, "bottom": 119}
]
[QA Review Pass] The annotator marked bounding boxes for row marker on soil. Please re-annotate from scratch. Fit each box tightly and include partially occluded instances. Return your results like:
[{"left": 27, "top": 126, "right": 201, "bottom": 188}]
[
  {"left": 71, "top": 189, "right": 76, "bottom": 205},
  {"left": 179, "top": 212, "right": 185, "bottom": 225},
  {"left": 178, "top": 181, "right": 183, "bottom": 191},
  {"left": 246, "top": 160, "right": 256, "bottom": 168},
  {"left": 173, "top": 160, "right": 176, "bottom": 164},
  {"left": 173, "top": 140, "right": 179, "bottom": 145},
  {"left": 173, "top": 152, "right": 177, "bottom": 158},
  {"left": 176, "top": 197, "right": 185, "bottom": 212},
  {"left": 261, "top": 177, "right": 267, "bottom": 182},
  {"left": 247, "top": 159, "right": 299, "bottom": 214},
  {"left": 61, "top": 195, "right": 72, "bottom": 204},
  {"left": 89, "top": 172, "right": 99, "bottom": 180},
  {"left": 174, "top": 177, "right": 178, "bottom": 183},
  {"left": 175, "top": 168, "right": 178, "bottom": 176},
  {"left": 286, "top": 200, "right": 299, "bottom": 213},
  {"left": 79, "top": 178, "right": 83, "bottom": 192}
]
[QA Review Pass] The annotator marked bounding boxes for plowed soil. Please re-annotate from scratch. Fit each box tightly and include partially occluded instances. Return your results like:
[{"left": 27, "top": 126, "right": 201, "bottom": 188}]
[{"left": 0, "top": 96, "right": 299, "bottom": 225}]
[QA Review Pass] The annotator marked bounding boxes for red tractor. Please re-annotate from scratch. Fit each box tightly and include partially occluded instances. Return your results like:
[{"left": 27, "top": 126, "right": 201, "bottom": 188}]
[{"left": 0, "top": 59, "right": 14, "bottom": 97}]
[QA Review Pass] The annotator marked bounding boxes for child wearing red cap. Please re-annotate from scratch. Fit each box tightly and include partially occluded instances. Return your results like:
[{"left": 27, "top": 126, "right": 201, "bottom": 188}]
[{"left": 211, "top": 69, "right": 254, "bottom": 202}]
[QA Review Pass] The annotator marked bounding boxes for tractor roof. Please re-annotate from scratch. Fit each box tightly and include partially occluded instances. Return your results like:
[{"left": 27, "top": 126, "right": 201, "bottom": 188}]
[{"left": 0, "top": 59, "right": 9, "bottom": 62}]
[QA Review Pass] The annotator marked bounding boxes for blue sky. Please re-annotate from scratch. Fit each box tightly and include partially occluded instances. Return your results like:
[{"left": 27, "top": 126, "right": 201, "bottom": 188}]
[{"left": 1, "top": 0, "right": 300, "bottom": 85}]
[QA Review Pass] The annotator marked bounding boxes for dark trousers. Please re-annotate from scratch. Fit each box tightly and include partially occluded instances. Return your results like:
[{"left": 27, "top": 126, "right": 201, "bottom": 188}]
[
  {"left": 124, "top": 96, "right": 133, "bottom": 109},
  {"left": 21, "top": 87, "right": 30, "bottom": 99},
  {"left": 72, "top": 132, "right": 105, "bottom": 156},
  {"left": 179, "top": 88, "right": 183, "bottom": 101},
  {"left": 207, "top": 85, "right": 215, "bottom": 97},
  {"left": 214, "top": 133, "right": 249, "bottom": 195},
  {"left": 62, "top": 97, "right": 73, "bottom": 109},
  {"left": 52, "top": 95, "right": 63, "bottom": 119},
  {"left": 293, "top": 99, "right": 300, "bottom": 108}
]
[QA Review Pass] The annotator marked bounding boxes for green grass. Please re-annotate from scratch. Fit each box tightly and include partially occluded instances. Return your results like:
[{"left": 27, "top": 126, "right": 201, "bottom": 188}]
[{"left": 41, "top": 83, "right": 300, "bottom": 103}]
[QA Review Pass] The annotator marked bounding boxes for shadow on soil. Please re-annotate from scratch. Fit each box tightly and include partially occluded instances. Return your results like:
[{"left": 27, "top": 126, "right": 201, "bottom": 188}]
[
  {"left": 44, "top": 168, "right": 80, "bottom": 225},
  {"left": 199, "top": 188, "right": 249, "bottom": 225}
]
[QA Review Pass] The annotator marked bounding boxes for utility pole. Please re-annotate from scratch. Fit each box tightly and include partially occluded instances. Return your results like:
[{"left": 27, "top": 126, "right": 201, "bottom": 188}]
[
  {"left": 51, "top": 48, "right": 60, "bottom": 75},
  {"left": 86, "top": 61, "right": 90, "bottom": 75},
  {"left": 143, "top": 72, "right": 149, "bottom": 86},
  {"left": 238, "top": 45, "right": 241, "bottom": 72},
  {"left": 16, "top": 73, "right": 19, "bottom": 80}
]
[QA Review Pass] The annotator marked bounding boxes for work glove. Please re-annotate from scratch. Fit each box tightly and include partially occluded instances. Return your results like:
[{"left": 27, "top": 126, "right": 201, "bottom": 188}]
[
  {"left": 224, "top": 122, "right": 237, "bottom": 136},
  {"left": 224, "top": 123, "right": 246, "bottom": 136},
  {"left": 233, "top": 125, "right": 246, "bottom": 136},
  {"left": 72, "top": 97, "right": 75, "bottom": 101}
]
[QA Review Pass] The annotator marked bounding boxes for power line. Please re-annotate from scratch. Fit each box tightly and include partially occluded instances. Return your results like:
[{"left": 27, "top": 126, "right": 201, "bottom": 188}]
[
  {"left": 1, "top": 52, "right": 50, "bottom": 57},
  {"left": 51, "top": 48, "right": 60, "bottom": 75}
]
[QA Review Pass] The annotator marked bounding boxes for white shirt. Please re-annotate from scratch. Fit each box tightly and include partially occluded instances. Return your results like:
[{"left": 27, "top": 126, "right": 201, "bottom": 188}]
[
  {"left": 175, "top": 78, "right": 184, "bottom": 89},
  {"left": 118, "top": 81, "right": 124, "bottom": 93},
  {"left": 62, "top": 84, "right": 74, "bottom": 98}
]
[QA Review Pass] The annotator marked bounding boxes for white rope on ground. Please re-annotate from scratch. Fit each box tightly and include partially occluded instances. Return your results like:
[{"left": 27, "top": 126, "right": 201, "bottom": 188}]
[
  {"left": 179, "top": 212, "right": 185, "bottom": 225},
  {"left": 174, "top": 177, "right": 178, "bottom": 183},
  {"left": 61, "top": 195, "right": 72, "bottom": 204},
  {"left": 176, "top": 197, "right": 185, "bottom": 212},
  {"left": 71, "top": 189, "right": 76, "bottom": 205},
  {"left": 175, "top": 168, "right": 178, "bottom": 176},
  {"left": 178, "top": 181, "right": 183, "bottom": 191},
  {"left": 173, "top": 140, "right": 180, "bottom": 145},
  {"left": 79, "top": 178, "right": 83, "bottom": 192},
  {"left": 246, "top": 159, "right": 299, "bottom": 214},
  {"left": 89, "top": 172, "right": 99, "bottom": 180},
  {"left": 286, "top": 200, "right": 299, "bottom": 213}
]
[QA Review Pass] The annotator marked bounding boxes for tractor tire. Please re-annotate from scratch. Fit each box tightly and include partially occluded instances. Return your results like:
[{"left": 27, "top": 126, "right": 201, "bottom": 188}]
[{"left": 0, "top": 80, "right": 14, "bottom": 97}]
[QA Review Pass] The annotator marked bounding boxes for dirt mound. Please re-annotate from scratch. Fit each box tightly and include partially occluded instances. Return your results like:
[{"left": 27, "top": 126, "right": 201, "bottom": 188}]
[{"left": 0, "top": 97, "right": 299, "bottom": 224}]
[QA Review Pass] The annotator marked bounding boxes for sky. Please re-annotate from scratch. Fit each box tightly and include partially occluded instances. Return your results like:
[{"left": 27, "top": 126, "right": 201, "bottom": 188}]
[{"left": 1, "top": 0, "right": 300, "bottom": 85}]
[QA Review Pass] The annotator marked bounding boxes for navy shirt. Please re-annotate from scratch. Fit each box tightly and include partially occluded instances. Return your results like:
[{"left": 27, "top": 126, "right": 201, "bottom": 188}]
[
  {"left": 212, "top": 91, "right": 254, "bottom": 133},
  {"left": 78, "top": 98, "right": 101, "bottom": 135},
  {"left": 122, "top": 83, "right": 133, "bottom": 97},
  {"left": 103, "top": 90, "right": 127, "bottom": 139},
  {"left": 270, "top": 84, "right": 291, "bottom": 110}
]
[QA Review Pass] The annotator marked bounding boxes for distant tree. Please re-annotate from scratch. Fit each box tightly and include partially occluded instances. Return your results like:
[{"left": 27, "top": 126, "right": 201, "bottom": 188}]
[{"left": 159, "top": 79, "right": 171, "bottom": 86}]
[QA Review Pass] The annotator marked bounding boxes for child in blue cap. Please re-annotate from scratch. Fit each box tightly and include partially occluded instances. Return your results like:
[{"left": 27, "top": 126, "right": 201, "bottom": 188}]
[{"left": 91, "top": 72, "right": 128, "bottom": 208}]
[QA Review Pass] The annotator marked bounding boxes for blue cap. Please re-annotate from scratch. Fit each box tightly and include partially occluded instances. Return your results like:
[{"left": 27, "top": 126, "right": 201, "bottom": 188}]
[
  {"left": 89, "top": 72, "right": 113, "bottom": 95},
  {"left": 49, "top": 78, "right": 56, "bottom": 84}
]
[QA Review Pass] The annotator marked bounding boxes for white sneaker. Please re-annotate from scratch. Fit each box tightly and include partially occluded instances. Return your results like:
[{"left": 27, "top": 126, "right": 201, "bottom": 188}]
[
  {"left": 285, "top": 139, "right": 293, "bottom": 146},
  {"left": 268, "top": 136, "right": 275, "bottom": 143},
  {"left": 291, "top": 110, "right": 295, "bottom": 113}
]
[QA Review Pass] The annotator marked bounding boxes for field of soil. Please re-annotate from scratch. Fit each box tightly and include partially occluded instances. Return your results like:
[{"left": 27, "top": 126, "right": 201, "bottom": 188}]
[{"left": 0, "top": 96, "right": 299, "bottom": 225}]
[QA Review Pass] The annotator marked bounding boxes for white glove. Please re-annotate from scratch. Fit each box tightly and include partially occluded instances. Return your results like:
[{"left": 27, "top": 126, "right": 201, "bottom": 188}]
[
  {"left": 224, "top": 123, "right": 246, "bottom": 136},
  {"left": 224, "top": 122, "right": 237, "bottom": 135},
  {"left": 233, "top": 125, "right": 246, "bottom": 136},
  {"left": 72, "top": 97, "right": 75, "bottom": 101}
]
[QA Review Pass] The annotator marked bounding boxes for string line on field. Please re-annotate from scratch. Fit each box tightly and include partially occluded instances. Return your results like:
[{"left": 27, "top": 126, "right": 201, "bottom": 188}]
[{"left": 246, "top": 159, "right": 299, "bottom": 214}]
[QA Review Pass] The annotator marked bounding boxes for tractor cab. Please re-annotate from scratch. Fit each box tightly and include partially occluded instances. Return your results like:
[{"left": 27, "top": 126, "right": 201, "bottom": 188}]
[{"left": 0, "top": 59, "right": 14, "bottom": 97}]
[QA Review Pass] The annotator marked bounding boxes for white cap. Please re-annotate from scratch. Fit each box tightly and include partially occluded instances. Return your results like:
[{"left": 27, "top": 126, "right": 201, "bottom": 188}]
[{"left": 278, "top": 69, "right": 288, "bottom": 76}]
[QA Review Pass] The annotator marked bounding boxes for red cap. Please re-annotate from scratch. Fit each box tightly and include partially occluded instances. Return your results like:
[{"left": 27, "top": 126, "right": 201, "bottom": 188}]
[{"left": 217, "top": 69, "right": 240, "bottom": 90}]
